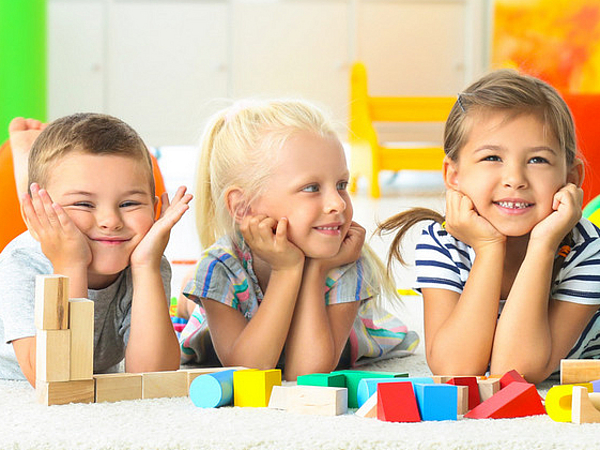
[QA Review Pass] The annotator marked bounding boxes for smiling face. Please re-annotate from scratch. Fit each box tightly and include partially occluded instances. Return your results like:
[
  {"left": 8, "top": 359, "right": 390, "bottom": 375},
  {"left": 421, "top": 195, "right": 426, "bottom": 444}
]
[
  {"left": 444, "top": 110, "right": 579, "bottom": 237},
  {"left": 248, "top": 131, "right": 353, "bottom": 259},
  {"left": 45, "top": 152, "right": 156, "bottom": 288}
]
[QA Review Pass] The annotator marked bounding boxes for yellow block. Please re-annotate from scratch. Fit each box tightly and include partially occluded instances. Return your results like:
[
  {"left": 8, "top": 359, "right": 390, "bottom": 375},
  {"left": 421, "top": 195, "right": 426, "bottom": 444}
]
[
  {"left": 545, "top": 383, "right": 593, "bottom": 422},
  {"left": 233, "top": 369, "right": 281, "bottom": 407}
]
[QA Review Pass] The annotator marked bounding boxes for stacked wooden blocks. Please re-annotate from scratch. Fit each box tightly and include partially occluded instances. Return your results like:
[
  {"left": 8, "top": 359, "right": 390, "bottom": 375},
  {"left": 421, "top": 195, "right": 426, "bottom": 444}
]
[{"left": 545, "top": 359, "right": 600, "bottom": 424}]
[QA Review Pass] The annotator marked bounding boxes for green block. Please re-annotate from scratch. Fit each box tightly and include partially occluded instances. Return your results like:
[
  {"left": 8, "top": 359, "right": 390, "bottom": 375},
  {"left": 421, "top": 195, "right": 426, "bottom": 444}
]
[
  {"left": 297, "top": 373, "right": 346, "bottom": 388},
  {"left": 332, "top": 370, "right": 408, "bottom": 408}
]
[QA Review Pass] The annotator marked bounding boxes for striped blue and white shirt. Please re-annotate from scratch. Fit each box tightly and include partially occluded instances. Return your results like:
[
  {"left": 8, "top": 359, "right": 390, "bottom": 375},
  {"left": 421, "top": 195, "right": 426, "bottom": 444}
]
[{"left": 414, "top": 218, "right": 600, "bottom": 361}]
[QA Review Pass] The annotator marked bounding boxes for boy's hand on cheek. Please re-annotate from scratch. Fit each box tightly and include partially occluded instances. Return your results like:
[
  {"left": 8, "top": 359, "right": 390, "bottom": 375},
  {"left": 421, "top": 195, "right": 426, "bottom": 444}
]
[
  {"left": 130, "top": 186, "right": 193, "bottom": 269},
  {"left": 445, "top": 189, "right": 505, "bottom": 252},
  {"left": 530, "top": 183, "right": 583, "bottom": 250},
  {"left": 22, "top": 183, "right": 92, "bottom": 271},
  {"left": 240, "top": 214, "right": 304, "bottom": 271},
  {"left": 313, "top": 221, "right": 365, "bottom": 273}
]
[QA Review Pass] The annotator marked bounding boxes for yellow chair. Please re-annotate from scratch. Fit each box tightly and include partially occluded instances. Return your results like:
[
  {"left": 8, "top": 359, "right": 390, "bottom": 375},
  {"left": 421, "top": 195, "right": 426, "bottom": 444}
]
[{"left": 348, "top": 62, "right": 455, "bottom": 198}]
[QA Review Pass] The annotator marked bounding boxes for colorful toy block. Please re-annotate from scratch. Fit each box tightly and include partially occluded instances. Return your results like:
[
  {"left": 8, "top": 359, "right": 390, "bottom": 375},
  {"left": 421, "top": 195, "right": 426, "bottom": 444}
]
[
  {"left": 357, "top": 377, "right": 434, "bottom": 408},
  {"left": 456, "top": 385, "right": 469, "bottom": 415},
  {"left": 287, "top": 386, "right": 348, "bottom": 416},
  {"left": 377, "top": 382, "right": 421, "bottom": 423},
  {"left": 233, "top": 369, "right": 281, "bottom": 407},
  {"left": 355, "top": 392, "right": 377, "bottom": 418},
  {"left": 189, "top": 369, "right": 235, "bottom": 408},
  {"left": 297, "top": 372, "right": 346, "bottom": 388},
  {"left": 182, "top": 366, "right": 244, "bottom": 390},
  {"left": 34, "top": 274, "right": 69, "bottom": 330},
  {"left": 142, "top": 371, "right": 188, "bottom": 399},
  {"left": 68, "top": 299, "right": 94, "bottom": 380},
  {"left": 464, "top": 381, "right": 545, "bottom": 419},
  {"left": 572, "top": 386, "right": 600, "bottom": 424},
  {"left": 561, "top": 359, "right": 600, "bottom": 385},
  {"left": 545, "top": 383, "right": 593, "bottom": 422},
  {"left": 332, "top": 370, "right": 408, "bottom": 408},
  {"left": 499, "top": 369, "right": 527, "bottom": 388},
  {"left": 446, "top": 377, "right": 480, "bottom": 410},
  {"left": 94, "top": 373, "right": 143, "bottom": 403},
  {"left": 414, "top": 383, "right": 458, "bottom": 421},
  {"left": 267, "top": 385, "right": 289, "bottom": 410},
  {"left": 592, "top": 379, "right": 600, "bottom": 392}
]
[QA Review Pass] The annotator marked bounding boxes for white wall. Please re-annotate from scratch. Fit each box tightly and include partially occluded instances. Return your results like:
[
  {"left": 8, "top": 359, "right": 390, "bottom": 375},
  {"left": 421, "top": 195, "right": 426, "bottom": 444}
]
[{"left": 48, "top": 0, "right": 492, "bottom": 147}]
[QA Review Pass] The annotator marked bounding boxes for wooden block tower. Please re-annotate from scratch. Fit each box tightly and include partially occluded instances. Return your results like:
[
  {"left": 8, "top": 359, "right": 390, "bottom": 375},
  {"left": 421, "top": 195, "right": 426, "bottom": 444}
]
[{"left": 35, "top": 275, "right": 95, "bottom": 405}]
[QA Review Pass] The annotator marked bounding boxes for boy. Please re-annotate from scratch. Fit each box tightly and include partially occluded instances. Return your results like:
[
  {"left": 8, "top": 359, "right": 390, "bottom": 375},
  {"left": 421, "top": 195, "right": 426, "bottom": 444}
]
[{"left": 0, "top": 113, "right": 192, "bottom": 386}]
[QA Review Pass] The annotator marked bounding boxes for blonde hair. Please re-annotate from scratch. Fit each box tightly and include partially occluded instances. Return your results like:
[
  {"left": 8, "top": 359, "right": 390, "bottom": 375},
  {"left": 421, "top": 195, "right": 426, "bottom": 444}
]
[
  {"left": 378, "top": 69, "right": 579, "bottom": 269},
  {"left": 29, "top": 113, "right": 154, "bottom": 195},
  {"left": 196, "top": 98, "right": 399, "bottom": 303}
]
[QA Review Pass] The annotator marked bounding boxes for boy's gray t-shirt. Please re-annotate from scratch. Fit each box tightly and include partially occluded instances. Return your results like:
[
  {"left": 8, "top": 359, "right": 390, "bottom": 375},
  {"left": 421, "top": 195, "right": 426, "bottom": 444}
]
[{"left": 0, "top": 232, "right": 171, "bottom": 380}]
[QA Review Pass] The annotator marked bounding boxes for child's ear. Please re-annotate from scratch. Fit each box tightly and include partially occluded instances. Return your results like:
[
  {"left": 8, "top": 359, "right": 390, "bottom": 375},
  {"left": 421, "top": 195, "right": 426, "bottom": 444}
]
[
  {"left": 19, "top": 202, "right": 40, "bottom": 242},
  {"left": 153, "top": 195, "right": 159, "bottom": 218},
  {"left": 443, "top": 156, "right": 460, "bottom": 190},
  {"left": 224, "top": 186, "right": 248, "bottom": 224},
  {"left": 567, "top": 157, "right": 584, "bottom": 187}
]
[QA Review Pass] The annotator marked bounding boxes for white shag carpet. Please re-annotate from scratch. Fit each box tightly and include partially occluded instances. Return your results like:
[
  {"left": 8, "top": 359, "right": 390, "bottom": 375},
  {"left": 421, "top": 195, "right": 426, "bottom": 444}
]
[{"left": 1, "top": 353, "right": 600, "bottom": 450}]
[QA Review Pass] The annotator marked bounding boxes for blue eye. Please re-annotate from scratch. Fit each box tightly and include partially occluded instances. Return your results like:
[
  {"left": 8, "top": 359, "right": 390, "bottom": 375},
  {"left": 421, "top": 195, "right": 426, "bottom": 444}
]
[
  {"left": 482, "top": 155, "right": 501, "bottom": 162},
  {"left": 302, "top": 185, "right": 319, "bottom": 193},
  {"left": 337, "top": 181, "right": 349, "bottom": 190},
  {"left": 121, "top": 201, "right": 141, "bottom": 208},
  {"left": 529, "top": 156, "right": 549, "bottom": 164},
  {"left": 73, "top": 202, "right": 93, "bottom": 208}
]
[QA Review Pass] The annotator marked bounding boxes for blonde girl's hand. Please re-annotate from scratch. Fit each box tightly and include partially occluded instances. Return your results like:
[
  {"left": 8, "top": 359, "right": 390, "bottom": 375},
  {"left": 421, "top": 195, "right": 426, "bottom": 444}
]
[
  {"left": 445, "top": 189, "right": 505, "bottom": 252},
  {"left": 240, "top": 214, "right": 305, "bottom": 271},
  {"left": 131, "top": 186, "right": 193, "bottom": 269},
  {"left": 530, "top": 183, "right": 583, "bottom": 251},
  {"left": 313, "top": 221, "right": 366, "bottom": 273},
  {"left": 21, "top": 183, "right": 92, "bottom": 270}
]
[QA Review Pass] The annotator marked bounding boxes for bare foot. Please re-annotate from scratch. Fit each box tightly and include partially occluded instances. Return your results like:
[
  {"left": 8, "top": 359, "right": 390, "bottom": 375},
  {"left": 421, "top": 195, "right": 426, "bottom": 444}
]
[{"left": 9, "top": 117, "right": 47, "bottom": 198}]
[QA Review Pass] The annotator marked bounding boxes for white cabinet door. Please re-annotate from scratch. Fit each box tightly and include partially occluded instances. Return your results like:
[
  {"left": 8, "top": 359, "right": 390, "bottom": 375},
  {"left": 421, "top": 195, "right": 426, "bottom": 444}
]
[
  {"left": 48, "top": 0, "right": 105, "bottom": 119},
  {"left": 231, "top": 0, "right": 351, "bottom": 124},
  {"left": 107, "top": 1, "right": 229, "bottom": 146},
  {"left": 357, "top": 0, "right": 468, "bottom": 96}
]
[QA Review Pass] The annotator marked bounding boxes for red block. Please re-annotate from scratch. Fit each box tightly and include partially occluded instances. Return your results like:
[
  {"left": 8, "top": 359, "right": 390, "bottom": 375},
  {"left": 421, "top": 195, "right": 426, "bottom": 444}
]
[
  {"left": 377, "top": 382, "right": 421, "bottom": 423},
  {"left": 446, "top": 377, "right": 480, "bottom": 410},
  {"left": 464, "top": 382, "right": 546, "bottom": 419},
  {"left": 499, "top": 369, "right": 527, "bottom": 389}
]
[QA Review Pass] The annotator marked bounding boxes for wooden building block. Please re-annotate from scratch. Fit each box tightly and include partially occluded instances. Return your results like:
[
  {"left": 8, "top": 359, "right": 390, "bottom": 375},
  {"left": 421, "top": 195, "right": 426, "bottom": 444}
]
[
  {"left": 267, "top": 385, "right": 290, "bottom": 410},
  {"left": 332, "top": 370, "right": 408, "bottom": 408},
  {"left": 287, "top": 385, "right": 348, "bottom": 416},
  {"left": 233, "top": 369, "right": 281, "bottom": 407},
  {"left": 357, "top": 377, "right": 434, "bottom": 408},
  {"left": 297, "top": 373, "right": 346, "bottom": 388},
  {"left": 35, "top": 274, "right": 69, "bottom": 330},
  {"left": 142, "top": 371, "right": 188, "bottom": 399},
  {"left": 181, "top": 367, "right": 244, "bottom": 390},
  {"left": 36, "top": 329, "right": 70, "bottom": 382},
  {"left": 189, "top": 369, "right": 235, "bottom": 408},
  {"left": 446, "top": 377, "right": 480, "bottom": 410},
  {"left": 464, "top": 382, "right": 546, "bottom": 419},
  {"left": 355, "top": 392, "right": 377, "bottom": 418},
  {"left": 572, "top": 386, "right": 600, "bottom": 424},
  {"left": 561, "top": 359, "right": 600, "bottom": 385},
  {"left": 94, "top": 373, "right": 142, "bottom": 403},
  {"left": 456, "top": 385, "right": 469, "bottom": 415},
  {"left": 36, "top": 379, "right": 94, "bottom": 405},
  {"left": 414, "top": 383, "right": 458, "bottom": 421},
  {"left": 545, "top": 383, "right": 593, "bottom": 422},
  {"left": 499, "top": 369, "right": 527, "bottom": 388},
  {"left": 478, "top": 378, "right": 500, "bottom": 402},
  {"left": 377, "top": 382, "right": 421, "bottom": 422},
  {"left": 431, "top": 376, "right": 453, "bottom": 384},
  {"left": 68, "top": 299, "right": 94, "bottom": 380}
]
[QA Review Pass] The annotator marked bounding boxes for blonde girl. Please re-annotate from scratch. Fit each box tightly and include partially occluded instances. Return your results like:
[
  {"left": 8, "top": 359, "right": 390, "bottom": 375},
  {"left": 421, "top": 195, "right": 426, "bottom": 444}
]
[
  {"left": 379, "top": 70, "right": 600, "bottom": 384},
  {"left": 179, "top": 99, "right": 418, "bottom": 380}
]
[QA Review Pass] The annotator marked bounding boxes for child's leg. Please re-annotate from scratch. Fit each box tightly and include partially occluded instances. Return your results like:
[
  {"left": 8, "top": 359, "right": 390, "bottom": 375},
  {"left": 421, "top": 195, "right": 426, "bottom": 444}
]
[{"left": 9, "top": 117, "right": 47, "bottom": 198}]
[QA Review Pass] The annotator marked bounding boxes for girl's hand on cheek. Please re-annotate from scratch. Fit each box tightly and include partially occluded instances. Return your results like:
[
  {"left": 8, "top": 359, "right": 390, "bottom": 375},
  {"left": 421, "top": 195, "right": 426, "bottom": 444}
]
[
  {"left": 240, "top": 215, "right": 304, "bottom": 271},
  {"left": 21, "top": 183, "right": 92, "bottom": 270},
  {"left": 530, "top": 183, "right": 583, "bottom": 250},
  {"left": 445, "top": 189, "right": 505, "bottom": 252},
  {"left": 314, "top": 221, "right": 365, "bottom": 273}
]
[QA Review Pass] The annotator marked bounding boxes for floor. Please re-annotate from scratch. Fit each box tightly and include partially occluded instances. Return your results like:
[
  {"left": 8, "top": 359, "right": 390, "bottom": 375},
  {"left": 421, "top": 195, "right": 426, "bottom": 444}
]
[{"left": 157, "top": 144, "right": 446, "bottom": 339}]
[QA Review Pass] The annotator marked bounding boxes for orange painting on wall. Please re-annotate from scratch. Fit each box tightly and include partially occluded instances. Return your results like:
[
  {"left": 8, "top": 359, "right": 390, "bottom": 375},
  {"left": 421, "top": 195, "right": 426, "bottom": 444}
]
[{"left": 492, "top": 0, "right": 600, "bottom": 94}]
